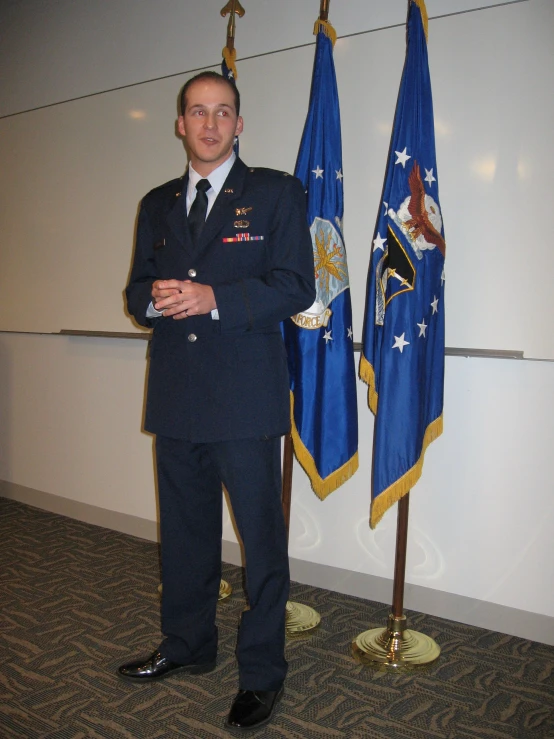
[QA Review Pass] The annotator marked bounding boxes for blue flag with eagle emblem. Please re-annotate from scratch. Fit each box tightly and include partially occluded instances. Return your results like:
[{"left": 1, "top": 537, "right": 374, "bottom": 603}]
[
  {"left": 282, "top": 18, "right": 358, "bottom": 499},
  {"left": 360, "top": 0, "right": 445, "bottom": 528}
]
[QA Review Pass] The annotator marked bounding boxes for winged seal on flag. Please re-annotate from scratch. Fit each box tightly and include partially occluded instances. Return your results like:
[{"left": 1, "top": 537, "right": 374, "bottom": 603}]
[{"left": 291, "top": 217, "right": 350, "bottom": 330}]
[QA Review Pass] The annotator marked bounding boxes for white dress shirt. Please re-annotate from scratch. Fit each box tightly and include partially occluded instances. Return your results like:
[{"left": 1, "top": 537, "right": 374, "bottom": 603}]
[{"left": 146, "top": 152, "right": 236, "bottom": 319}]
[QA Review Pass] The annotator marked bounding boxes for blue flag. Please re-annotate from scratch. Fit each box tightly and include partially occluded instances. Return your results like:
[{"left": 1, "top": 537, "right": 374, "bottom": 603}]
[
  {"left": 222, "top": 47, "right": 239, "bottom": 155},
  {"left": 283, "top": 19, "right": 358, "bottom": 498},
  {"left": 361, "top": 0, "right": 445, "bottom": 528},
  {"left": 221, "top": 46, "right": 237, "bottom": 84}
]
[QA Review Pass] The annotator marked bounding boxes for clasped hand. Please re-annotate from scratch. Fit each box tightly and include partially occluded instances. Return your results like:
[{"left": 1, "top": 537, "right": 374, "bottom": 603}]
[{"left": 152, "top": 279, "right": 216, "bottom": 320}]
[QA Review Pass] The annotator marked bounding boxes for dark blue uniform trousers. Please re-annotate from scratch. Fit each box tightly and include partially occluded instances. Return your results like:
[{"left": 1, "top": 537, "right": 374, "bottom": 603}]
[{"left": 155, "top": 434, "right": 289, "bottom": 691}]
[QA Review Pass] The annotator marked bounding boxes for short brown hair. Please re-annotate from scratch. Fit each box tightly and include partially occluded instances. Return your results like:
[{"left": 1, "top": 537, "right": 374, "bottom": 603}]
[{"left": 180, "top": 71, "right": 240, "bottom": 116}]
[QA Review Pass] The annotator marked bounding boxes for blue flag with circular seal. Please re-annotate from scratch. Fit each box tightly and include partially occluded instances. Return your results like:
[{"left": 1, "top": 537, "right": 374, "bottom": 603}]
[
  {"left": 361, "top": 0, "right": 445, "bottom": 527},
  {"left": 282, "top": 18, "right": 358, "bottom": 498}
]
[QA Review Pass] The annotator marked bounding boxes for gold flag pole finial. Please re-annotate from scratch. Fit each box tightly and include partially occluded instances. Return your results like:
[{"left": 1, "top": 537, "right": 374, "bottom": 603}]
[
  {"left": 221, "top": 0, "right": 244, "bottom": 80},
  {"left": 221, "top": 0, "right": 245, "bottom": 52},
  {"left": 314, "top": 0, "right": 336, "bottom": 45}
]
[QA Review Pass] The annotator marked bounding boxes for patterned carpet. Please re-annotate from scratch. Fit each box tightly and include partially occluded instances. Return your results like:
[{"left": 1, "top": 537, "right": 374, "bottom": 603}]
[{"left": 1, "top": 497, "right": 553, "bottom": 739}]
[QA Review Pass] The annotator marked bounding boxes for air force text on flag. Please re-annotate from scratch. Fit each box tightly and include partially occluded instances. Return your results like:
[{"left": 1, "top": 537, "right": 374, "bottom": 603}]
[
  {"left": 283, "top": 18, "right": 358, "bottom": 498},
  {"left": 361, "top": 0, "right": 446, "bottom": 527}
]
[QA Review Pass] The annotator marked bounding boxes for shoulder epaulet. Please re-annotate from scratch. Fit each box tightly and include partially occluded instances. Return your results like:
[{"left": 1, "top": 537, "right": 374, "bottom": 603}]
[
  {"left": 146, "top": 175, "right": 184, "bottom": 200},
  {"left": 247, "top": 167, "right": 292, "bottom": 179}
]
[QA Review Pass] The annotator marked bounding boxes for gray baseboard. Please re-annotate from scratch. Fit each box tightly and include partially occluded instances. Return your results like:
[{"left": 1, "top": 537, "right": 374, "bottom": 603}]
[
  {"left": 2, "top": 480, "right": 553, "bottom": 647},
  {"left": 0, "top": 480, "right": 160, "bottom": 542}
]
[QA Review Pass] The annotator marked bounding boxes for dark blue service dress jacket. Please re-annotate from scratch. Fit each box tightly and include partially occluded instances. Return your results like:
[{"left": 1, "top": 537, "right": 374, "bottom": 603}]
[{"left": 125, "top": 157, "right": 316, "bottom": 443}]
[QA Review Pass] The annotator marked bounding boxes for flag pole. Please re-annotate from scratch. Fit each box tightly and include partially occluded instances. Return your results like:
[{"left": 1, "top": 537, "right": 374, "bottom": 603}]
[
  {"left": 281, "top": 0, "right": 340, "bottom": 637},
  {"left": 212, "top": 0, "right": 247, "bottom": 601},
  {"left": 282, "top": 412, "right": 321, "bottom": 636},
  {"left": 354, "top": 0, "right": 442, "bottom": 670},
  {"left": 352, "top": 492, "right": 440, "bottom": 668},
  {"left": 159, "top": 2, "right": 249, "bottom": 607},
  {"left": 319, "top": 0, "right": 329, "bottom": 21}
]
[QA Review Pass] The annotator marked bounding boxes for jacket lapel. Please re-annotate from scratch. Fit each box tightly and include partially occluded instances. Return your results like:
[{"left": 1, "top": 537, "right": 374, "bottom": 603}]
[
  {"left": 195, "top": 158, "right": 247, "bottom": 254},
  {"left": 165, "top": 158, "right": 248, "bottom": 258},
  {"left": 166, "top": 171, "right": 194, "bottom": 253}
]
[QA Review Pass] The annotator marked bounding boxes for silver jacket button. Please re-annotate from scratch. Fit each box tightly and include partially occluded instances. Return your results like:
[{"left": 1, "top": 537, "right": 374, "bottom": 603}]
[
  {"left": 187, "top": 333, "right": 197, "bottom": 343},
  {"left": 188, "top": 268, "right": 197, "bottom": 278}
]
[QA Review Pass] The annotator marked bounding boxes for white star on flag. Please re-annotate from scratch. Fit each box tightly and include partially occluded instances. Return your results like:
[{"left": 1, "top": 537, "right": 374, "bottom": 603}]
[
  {"left": 336, "top": 169, "right": 343, "bottom": 181},
  {"left": 431, "top": 296, "right": 439, "bottom": 314},
  {"left": 323, "top": 330, "right": 333, "bottom": 343},
  {"left": 424, "top": 168, "right": 436, "bottom": 185},
  {"left": 441, "top": 267, "right": 446, "bottom": 285},
  {"left": 417, "top": 319, "right": 427, "bottom": 337},
  {"left": 347, "top": 327, "right": 353, "bottom": 339},
  {"left": 392, "top": 333, "right": 410, "bottom": 353},
  {"left": 383, "top": 201, "right": 388, "bottom": 212},
  {"left": 395, "top": 147, "right": 411, "bottom": 168},
  {"left": 312, "top": 166, "right": 324, "bottom": 179},
  {"left": 373, "top": 233, "right": 387, "bottom": 252}
]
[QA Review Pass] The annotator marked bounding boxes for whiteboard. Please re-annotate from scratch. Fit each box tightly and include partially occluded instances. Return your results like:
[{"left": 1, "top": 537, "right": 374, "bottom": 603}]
[{"left": 0, "top": 0, "right": 552, "bottom": 357}]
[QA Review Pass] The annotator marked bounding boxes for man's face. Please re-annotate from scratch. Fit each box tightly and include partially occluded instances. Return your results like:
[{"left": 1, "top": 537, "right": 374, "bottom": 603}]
[{"left": 178, "top": 79, "right": 243, "bottom": 176}]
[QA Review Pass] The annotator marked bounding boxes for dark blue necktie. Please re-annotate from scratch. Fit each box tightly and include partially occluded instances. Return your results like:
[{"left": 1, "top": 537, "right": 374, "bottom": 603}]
[{"left": 188, "top": 179, "right": 211, "bottom": 244}]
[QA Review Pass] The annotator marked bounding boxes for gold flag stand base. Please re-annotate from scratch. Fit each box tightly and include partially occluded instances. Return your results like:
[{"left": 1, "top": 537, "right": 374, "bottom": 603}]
[
  {"left": 352, "top": 493, "right": 441, "bottom": 671},
  {"left": 157, "top": 579, "right": 233, "bottom": 602},
  {"left": 352, "top": 613, "right": 440, "bottom": 670},
  {"left": 285, "top": 600, "right": 321, "bottom": 637}
]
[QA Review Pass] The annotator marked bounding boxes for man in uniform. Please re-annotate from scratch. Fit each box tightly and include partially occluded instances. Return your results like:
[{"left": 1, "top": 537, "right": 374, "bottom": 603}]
[{"left": 120, "top": 71, "right": 315, "bottom": 732}]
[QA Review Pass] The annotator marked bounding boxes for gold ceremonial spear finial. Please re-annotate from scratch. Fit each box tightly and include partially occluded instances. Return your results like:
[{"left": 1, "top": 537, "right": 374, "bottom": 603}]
[
  {"left": 220, "top": 0, "right": 245, "bottom": 80},
  {"left": 319, "top": 0, "right": 330, "bottom": 21},
  {"left": 221, "top": 0, "right": 245, "bottom": 53}
]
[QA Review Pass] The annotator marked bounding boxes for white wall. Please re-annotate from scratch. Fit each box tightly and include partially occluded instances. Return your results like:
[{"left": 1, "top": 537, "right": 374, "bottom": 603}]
[
  {"left": 3, "top": 0, "right": 550, "bottom": 357},
  {"left": 1, "top": 0, "right": 553, "bottom": 638},
  {"left": 0, "top": 0, "right": 522, "bottom": 117},
  {"left": 1, "top": 331, "right": 552, "bottom": 623}
]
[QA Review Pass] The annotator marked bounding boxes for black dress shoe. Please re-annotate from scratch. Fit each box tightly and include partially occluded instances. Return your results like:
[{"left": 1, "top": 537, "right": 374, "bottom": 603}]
[
  {"left": 117, "top": 651, "right": 216, "bottom": 682},
  {"left": 225, "top": 686, "right": 284, "bottom": 731}
]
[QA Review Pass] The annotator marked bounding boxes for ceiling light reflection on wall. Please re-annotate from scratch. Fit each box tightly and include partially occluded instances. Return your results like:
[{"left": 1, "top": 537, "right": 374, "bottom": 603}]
[{"left": 470, "top": 155, "right": 497, "bottom": 183}]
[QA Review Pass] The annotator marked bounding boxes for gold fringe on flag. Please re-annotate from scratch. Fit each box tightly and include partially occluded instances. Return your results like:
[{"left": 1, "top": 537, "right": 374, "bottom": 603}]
[
  {"left": 290, "top": 392, "right": 359, "bottom": 500},
  {"left": 313, "top": 19, "right": 337, "bottom": 46},
  {"left": 412, "top": 0, "right": 429, "bottom": 41},
  {"left": 359, "top": 352, "right": 378, "bottom": 414},
  {"left": 360, "top": 352, "right": 443, "bottom": 527},
  {"left": 222, "top": 46, "right": 238, "bottom": 80},
  {"left": 370, "top": 413, "right": 442, "bottom": 528}
]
